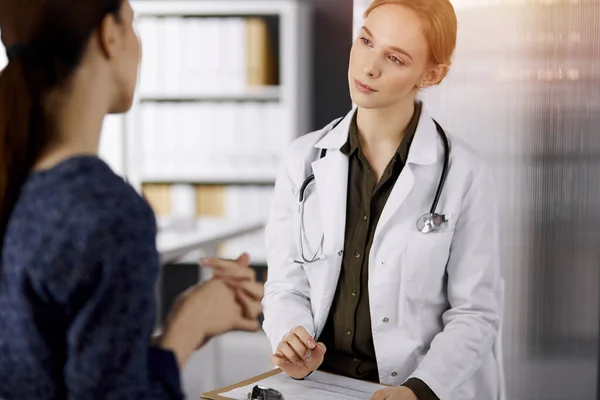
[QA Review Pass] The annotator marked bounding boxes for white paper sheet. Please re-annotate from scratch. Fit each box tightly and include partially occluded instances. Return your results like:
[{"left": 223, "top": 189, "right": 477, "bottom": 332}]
[{"left": 219, "top": 371, "right": 386, "bottom": 400}]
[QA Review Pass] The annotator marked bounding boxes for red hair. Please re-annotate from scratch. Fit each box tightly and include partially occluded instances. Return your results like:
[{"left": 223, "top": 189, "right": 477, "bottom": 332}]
[{"left": 364, "top": 0, "right": 458, "bottom": 67}]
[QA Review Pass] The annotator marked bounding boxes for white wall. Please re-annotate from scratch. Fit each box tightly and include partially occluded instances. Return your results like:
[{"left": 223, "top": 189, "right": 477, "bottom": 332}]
[{"left": 353, "top": 0, "right": 370, "bottom": 39}]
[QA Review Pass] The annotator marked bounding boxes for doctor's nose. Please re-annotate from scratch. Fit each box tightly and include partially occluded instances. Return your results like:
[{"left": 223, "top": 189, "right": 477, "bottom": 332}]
[{"left": 362, "top": 58, "right": 381, "bottom": 79}]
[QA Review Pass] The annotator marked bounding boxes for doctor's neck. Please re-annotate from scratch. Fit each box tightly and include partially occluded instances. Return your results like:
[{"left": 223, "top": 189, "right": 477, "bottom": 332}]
[{"left": 355, "top": 96, "right": 417, "bottom": 148}]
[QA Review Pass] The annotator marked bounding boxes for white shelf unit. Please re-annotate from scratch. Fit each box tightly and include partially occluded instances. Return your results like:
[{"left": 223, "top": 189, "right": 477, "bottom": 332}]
[
  {"left": 122, "top": 0, "right": 312, "bottom": 190},
  {"left": 139, "top": 85, "right": 281, "bottom": 103},
  {"left": 99, "top": 0, "right": 313, "bottom": 263}
]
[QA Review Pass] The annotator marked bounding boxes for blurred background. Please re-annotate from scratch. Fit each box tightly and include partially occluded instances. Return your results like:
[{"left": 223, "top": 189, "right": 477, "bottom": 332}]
[
  {"left": 418, "top": 1, "right": 600, "bottom": 399},
  {"left": 423, "top": 0, "right": 600, "bottom": 400},
  {"left": 2, "top": 0, "right": 598, "bottom": 398}
]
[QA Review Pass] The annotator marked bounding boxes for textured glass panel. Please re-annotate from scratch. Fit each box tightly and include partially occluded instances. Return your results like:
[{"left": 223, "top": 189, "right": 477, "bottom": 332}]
[{"left": 417, "top": 1, "right": 600, "bottom": 399}]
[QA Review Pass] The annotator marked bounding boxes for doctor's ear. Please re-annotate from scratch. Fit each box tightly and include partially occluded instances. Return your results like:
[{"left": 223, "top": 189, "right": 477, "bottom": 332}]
[{"left": 417, "top": 63, "right": 449, "bottom": 89}]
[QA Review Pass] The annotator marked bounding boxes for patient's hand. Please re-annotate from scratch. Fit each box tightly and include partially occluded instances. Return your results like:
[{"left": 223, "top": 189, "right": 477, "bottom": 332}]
[{"left": 200, "top": 253, "right": 264, "bottom": 319}]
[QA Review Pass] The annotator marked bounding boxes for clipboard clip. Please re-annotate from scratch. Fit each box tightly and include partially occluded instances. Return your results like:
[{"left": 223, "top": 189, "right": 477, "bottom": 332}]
[{"left": 248, "top": 385, "right": 284, "bottom": 400}]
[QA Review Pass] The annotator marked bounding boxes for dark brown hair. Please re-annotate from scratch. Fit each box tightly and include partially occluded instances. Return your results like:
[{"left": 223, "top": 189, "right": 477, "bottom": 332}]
[{"left": 0, "top": 0, "right": 123, "bottom": 241}]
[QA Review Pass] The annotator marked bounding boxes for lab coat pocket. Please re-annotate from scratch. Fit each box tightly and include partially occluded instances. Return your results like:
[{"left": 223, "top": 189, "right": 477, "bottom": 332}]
[
  {"left": 301, "top": 257, "right": 327, "bottom": 279},
  {"left": 404, "top": 231, "right": 453, "bottom": 301},
  {"left": 301, "top": 259, "right": 327, "bottom": 321}
]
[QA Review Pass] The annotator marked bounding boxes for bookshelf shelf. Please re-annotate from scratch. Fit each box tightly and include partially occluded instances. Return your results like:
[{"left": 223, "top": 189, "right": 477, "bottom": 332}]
[
  {"left": 141, "top": 176, "right": 277, "bottom": 186},
  {"left": 157, "top": 218, "right": 266, "bottom": 264}
]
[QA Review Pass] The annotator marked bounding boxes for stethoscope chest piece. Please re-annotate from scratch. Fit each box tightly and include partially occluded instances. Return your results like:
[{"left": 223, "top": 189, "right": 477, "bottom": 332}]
[{"left": 416, "top": 213, "right": 446, "bottom": 233}]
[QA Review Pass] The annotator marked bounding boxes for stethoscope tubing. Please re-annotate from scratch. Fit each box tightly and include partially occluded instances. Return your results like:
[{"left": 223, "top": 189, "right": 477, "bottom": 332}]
[{"left": 294, "top": 117, "right": 450, "bottom": 264}]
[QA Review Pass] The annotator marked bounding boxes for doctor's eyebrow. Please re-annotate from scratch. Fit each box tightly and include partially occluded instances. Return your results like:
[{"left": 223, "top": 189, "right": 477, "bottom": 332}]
[{"left": 361, "top": 26, "right": 414, "bottom": 61}]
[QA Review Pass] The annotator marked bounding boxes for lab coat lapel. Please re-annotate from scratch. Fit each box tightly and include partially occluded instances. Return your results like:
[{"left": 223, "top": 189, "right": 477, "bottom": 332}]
[
  {"left": 373, "top": 167, "right": 415, "bottom": 242},
  {"left": 311, "top": 149, "right": 348, "bottom": 335},
  {"left": 311, "top": 150, "right": 348, "bottom": 259},
  {"left": 311, "top": 108, "right": 355, "bottom": 258},
  {"left": 310, "top": 109, "right": 354, "bottom": 335},
  {"left": 373, "top": 108, "right": 439, "bottom": 241}
]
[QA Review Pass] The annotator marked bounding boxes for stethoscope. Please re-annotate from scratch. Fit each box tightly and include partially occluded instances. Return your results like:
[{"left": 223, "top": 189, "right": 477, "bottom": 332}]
[
  {"left": 293, "top": 118, "right": 450, "bottom": 265},
  {"left": 293, "top": 148, "right": 328, "bottom": 265}
]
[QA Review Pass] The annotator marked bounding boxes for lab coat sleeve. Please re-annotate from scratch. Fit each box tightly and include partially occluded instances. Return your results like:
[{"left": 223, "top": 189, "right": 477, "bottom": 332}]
[
  {"left": 262, "top": 150, "right": 315, "bottom": 353},
  {"left": 409, "top": 165, "right": 502, "bottom": 399}
]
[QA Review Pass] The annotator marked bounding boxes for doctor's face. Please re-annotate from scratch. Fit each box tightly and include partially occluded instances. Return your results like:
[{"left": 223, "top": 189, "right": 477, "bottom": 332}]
[{"left": 348, "top": 4, "right": 431, "bottom": 110}]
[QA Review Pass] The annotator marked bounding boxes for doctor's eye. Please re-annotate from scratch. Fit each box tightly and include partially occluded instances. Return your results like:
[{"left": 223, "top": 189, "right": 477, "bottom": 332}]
[
  {"left": 389, "top": 55, "right": 404, "bottom": 65},
  {"left": 360, "top": 37, "right": 372, "bottom": 46}
]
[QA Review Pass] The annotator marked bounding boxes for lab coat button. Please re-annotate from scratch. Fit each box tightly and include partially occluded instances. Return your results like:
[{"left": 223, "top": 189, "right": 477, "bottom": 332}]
[
  {"left": 391, "top": 372, "right": 398, "bottom": 377},
  {"left": 383, "top": 317, "right": 389, "bottom": 323},
  {"left": 379, "top": 260, "right": 385, "bottom": 266},
  {"left": 338, "top": 250, "right": 344, "bottom": 256}
]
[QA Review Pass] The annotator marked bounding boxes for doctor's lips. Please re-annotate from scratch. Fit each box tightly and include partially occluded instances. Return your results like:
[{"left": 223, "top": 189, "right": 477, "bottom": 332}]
[{"left": 354, "top": 79, "right": 378, "bottom": 94}]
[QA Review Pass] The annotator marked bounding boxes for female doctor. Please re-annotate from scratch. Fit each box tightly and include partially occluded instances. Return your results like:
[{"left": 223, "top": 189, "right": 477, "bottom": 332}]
[{"left": 211, "top": 0, "right": 502, "bottom": 399}]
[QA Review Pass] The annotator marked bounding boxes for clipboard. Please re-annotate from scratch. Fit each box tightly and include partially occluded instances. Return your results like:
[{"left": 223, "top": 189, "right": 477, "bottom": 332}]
[
  {"left": 201, "top": 368, "right": 388, "bottom": 400},
  {"left": 201, "top": 368, "right": 283, "bottom": 400}
]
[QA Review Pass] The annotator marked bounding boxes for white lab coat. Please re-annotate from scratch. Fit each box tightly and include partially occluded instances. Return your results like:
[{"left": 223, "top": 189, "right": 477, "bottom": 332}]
[{"left": 262, "top": 106, "right": 503, "bottom": 400}]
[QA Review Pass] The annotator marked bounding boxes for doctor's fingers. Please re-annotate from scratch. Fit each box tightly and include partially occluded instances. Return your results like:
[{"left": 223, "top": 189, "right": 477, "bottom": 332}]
[
  {"left": 235, "top": 288, "right": 263, "bottom": 319},
  {"left": 269, "top": 353, "right": 287, "bottom": 367},
  {"left": 282, "top": 332, "right": 312, "bottom": 360},
  {"left": 291, "top": 326, "right": 315, "bottom": 348},
  {"left": 277, "top": 341, "right": 307, "bottom": 366},
  {"left": 269, "top": 353, "right": 303, "bottom": 370},
  {"left": 370, "top": 389, "right": 390, "bottom": 400}
]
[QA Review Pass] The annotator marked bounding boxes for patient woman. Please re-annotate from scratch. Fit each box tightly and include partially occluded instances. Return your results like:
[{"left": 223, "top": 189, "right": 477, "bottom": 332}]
[{"left": 0, "top": 0, "right": 263, "bottom": 398}]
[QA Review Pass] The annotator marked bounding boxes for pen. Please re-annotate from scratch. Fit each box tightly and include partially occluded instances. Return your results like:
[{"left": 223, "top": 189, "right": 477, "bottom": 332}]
[{"left": 305, "top": 333, "right": 317, "bottom": 360}]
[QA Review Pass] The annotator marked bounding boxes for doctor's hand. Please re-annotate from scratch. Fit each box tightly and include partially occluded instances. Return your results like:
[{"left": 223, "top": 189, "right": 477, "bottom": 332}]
[
  {"left": 370, "top": 387, "right": 418, "bottom": 400},
  {"left": 158, "top": 279, "right": 261, "bottom": 368},
  {"left": 201, "top": 253, "right": 264, "bottom": 319},
  {"left": 269, "top": 326, "right": 327, "bottom": 380}
]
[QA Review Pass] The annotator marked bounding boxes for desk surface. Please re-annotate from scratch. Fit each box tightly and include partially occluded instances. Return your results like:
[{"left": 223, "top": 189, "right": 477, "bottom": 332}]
[{"left": 200, "top": 368, "right": 388, "bottom": 400}]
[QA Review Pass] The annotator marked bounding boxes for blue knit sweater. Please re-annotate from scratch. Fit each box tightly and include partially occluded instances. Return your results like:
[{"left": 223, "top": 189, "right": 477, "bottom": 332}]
[{"left": 0, "top": 156, "right": 183, "bottom": 399}]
